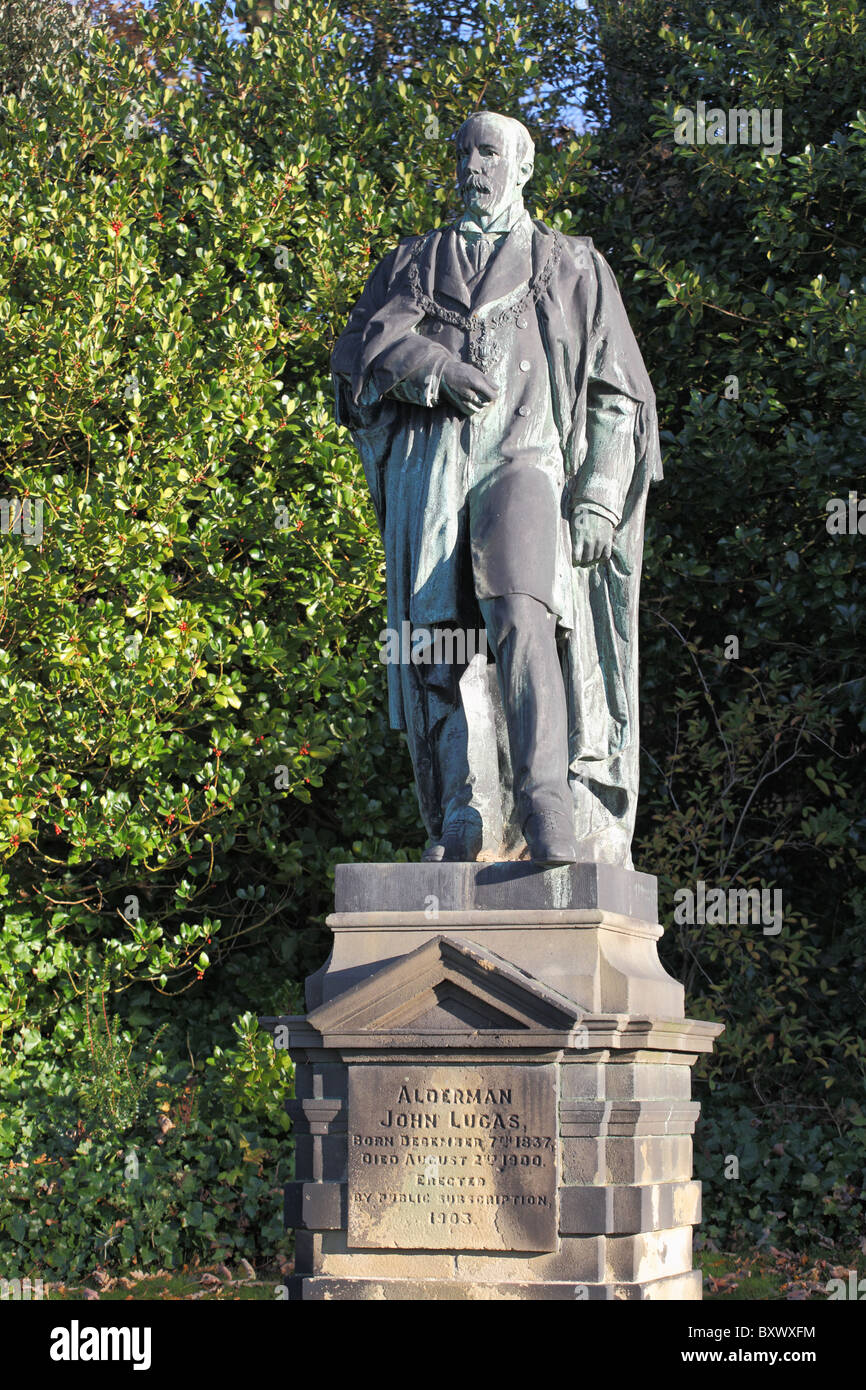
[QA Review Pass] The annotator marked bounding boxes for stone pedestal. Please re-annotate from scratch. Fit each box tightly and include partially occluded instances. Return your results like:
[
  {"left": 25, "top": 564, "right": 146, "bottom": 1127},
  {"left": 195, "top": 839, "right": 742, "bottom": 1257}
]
[{"left": 261, "top": 863, "right": 723, "bottom": 1301}]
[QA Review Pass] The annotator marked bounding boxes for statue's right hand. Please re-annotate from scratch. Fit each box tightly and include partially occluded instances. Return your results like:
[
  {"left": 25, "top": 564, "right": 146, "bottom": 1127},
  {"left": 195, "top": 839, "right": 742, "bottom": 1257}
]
[{"left": 439, "top": 361, "right": 499, "bottom": 415}]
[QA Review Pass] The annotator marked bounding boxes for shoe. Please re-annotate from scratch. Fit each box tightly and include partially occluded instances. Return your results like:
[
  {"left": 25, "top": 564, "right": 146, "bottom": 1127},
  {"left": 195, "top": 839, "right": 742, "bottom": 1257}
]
[
  {"left": 523, "top": 809, "right": 578, "bottom": 865},
  {"left": 421, "top": 817, "right": 482, "bottom": 863}
]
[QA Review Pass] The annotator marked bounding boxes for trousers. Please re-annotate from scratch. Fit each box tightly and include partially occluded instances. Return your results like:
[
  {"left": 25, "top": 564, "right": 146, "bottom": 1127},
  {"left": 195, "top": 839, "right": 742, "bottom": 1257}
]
[{"left": 421, "top": 593, "right": 572, "bottom": 840}]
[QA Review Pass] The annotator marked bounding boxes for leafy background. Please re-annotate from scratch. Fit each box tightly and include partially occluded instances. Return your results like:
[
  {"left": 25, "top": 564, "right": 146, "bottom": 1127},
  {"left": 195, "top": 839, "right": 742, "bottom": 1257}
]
[{"left": 0, "top": 0, "right": 864, "bottom": 1287}]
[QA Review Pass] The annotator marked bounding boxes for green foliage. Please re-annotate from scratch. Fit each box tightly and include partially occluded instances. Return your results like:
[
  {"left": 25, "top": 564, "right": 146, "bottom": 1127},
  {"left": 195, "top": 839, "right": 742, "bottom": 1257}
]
[
  {"left": 1, "top": 0, "right": 864, "bottom": 1278},
  {"left": 0, "top": 0, "right": 577, "bottom": 1281},
  {"left": 0, "top": 1012, "right": 294, "bottom": 1277},
  {"left": 0, "top": 0, "right": 90, "bottom": 106},
  {"left": 0, "top": 0, "right": 429, "bottom": 1050},
  {"left": 696, "top": 1096, "right": 866, "bottom": 1249},
  {"left": 81, "top": 975, "right": 168, "bottom": 1137},
  {"left": 579, "top": 0, "right": 866, "bottom": 1245}
]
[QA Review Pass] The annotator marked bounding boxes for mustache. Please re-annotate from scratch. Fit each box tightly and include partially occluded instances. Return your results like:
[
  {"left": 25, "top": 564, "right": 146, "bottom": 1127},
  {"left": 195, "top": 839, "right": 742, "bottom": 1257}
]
[{"left": 459, "top": 174, "right": 492, "bottom": 194}]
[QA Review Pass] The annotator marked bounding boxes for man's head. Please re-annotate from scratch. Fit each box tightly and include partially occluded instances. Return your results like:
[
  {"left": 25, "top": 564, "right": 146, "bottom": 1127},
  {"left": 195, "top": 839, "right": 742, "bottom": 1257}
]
[{"left": 455, "top": 111, "right": 535, "bottom": 224}]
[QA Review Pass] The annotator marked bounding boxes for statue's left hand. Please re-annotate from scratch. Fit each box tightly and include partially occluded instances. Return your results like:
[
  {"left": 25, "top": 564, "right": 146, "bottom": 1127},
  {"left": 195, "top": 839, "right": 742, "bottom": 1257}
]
[{"left": 570, "top": 508, "right": 614, "bottom": 566}]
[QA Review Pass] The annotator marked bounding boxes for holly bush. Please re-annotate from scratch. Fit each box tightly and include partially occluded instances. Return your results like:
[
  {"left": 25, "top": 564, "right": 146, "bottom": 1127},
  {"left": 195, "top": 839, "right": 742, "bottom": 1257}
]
[
  {"left": 0, "top": 0, "right": 864, "bottom": 1278},
  {"left": 0, "top": 0, "right": 590, "bottom": 1280}
]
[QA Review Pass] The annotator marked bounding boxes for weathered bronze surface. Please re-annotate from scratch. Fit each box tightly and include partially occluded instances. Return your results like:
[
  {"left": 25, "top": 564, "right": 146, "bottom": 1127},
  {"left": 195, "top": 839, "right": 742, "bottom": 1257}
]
[{"left": 332, "top": 111, "right": 661, "bottom": 868}]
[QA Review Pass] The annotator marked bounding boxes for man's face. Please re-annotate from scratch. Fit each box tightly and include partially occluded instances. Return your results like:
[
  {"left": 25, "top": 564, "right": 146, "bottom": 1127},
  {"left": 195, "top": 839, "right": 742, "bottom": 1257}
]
[{"left": 456, "top": 116, "right": 528, "bottom": 221}]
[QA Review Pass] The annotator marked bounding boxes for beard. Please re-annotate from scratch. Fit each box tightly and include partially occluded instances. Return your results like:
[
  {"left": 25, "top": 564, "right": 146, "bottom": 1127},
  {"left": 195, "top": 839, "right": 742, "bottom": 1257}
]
[{"left": 459, "top": 175, "right": 496, "bottom": 212}]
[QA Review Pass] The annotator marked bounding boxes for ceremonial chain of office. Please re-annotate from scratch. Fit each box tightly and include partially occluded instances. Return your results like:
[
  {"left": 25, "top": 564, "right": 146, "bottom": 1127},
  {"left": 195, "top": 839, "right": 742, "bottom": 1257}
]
[{"left": 406, "top": 224, "right": 563, "bottom": 371}]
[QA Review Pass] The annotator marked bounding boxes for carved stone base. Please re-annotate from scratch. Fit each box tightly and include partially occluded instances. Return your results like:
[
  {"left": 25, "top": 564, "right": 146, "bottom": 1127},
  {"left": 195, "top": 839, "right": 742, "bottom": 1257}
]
[
  {"left": 292, "top": 1270, "right": 703, "bottom": 1301},
  {"left": 306, "top": 861, "right": 682, "bottom": 1017},
  {"left": 262, "top": 864, "right": 722, "bottom": 1302}
]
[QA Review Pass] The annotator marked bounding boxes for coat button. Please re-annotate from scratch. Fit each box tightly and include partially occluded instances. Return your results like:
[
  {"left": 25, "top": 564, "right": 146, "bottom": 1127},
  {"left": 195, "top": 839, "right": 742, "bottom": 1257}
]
[
  {"left": 519, "top": 359, "right": 531, "bottom": 371},
  {"left": 518, "top": 406, "right": 529, "bottom": 416},
  {"left": 517, "top": 318, "right": 527, "bottom": 328}
]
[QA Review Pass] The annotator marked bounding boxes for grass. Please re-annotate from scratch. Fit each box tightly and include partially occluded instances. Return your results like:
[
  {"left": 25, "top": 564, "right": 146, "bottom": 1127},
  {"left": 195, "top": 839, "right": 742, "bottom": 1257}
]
[
  {"left": 34, "top": 1245, "right": 863, "bottom": 1300},
  {"left": 43, "top": 1260, "right": 290, "bottom": 1301}
]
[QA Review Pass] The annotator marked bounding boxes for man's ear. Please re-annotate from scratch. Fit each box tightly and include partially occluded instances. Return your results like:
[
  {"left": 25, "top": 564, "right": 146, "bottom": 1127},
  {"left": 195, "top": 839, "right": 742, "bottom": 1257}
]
[{"left": 517, "top": 160, "right": 534, "bottom": 189}]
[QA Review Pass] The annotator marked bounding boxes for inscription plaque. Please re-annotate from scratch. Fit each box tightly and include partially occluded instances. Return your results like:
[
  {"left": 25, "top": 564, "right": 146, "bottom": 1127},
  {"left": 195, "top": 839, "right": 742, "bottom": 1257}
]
[{"left": 347, "top": 1065, "right": 558, "bottom": 1250}]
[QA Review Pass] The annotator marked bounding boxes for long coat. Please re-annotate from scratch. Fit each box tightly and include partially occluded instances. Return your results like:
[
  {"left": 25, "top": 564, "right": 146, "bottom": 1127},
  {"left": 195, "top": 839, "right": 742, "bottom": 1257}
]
[{"left": 331, "top": 218, "right": 662, "bottom": 864}]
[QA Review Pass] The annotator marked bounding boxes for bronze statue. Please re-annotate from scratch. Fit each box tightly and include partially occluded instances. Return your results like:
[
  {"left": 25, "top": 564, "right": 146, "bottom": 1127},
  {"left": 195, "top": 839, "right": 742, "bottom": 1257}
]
[{"left": 332, "top": 112, "right": 661, "bottom": 868}]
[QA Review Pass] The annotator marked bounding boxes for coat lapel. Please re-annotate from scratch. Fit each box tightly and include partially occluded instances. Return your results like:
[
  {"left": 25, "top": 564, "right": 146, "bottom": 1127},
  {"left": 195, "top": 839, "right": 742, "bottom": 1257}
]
[
  {"left": 422, "top": 217, "right": 535, "bottom": 313},
  {"left": 430, "top": 228, "right": 474, "bottom": 310},
  {"left": 469, "top": 216, "right": 533, "bottom": 309}
]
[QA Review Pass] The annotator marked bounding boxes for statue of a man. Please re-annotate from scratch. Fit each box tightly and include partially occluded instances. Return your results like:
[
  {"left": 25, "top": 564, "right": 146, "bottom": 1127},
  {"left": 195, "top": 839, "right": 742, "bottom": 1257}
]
[{"left": 332, "top": 111, "right": 662, "bottom": 869}]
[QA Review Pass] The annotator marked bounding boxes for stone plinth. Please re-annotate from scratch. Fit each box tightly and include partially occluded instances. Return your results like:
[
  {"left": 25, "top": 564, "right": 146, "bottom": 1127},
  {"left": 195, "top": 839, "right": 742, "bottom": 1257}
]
[
  {"left": 306, "top": 861, "right": 682, "bottom": 1018},
  {"left": 262, "top": 864, "right": 723, "bottom": 1301}
]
